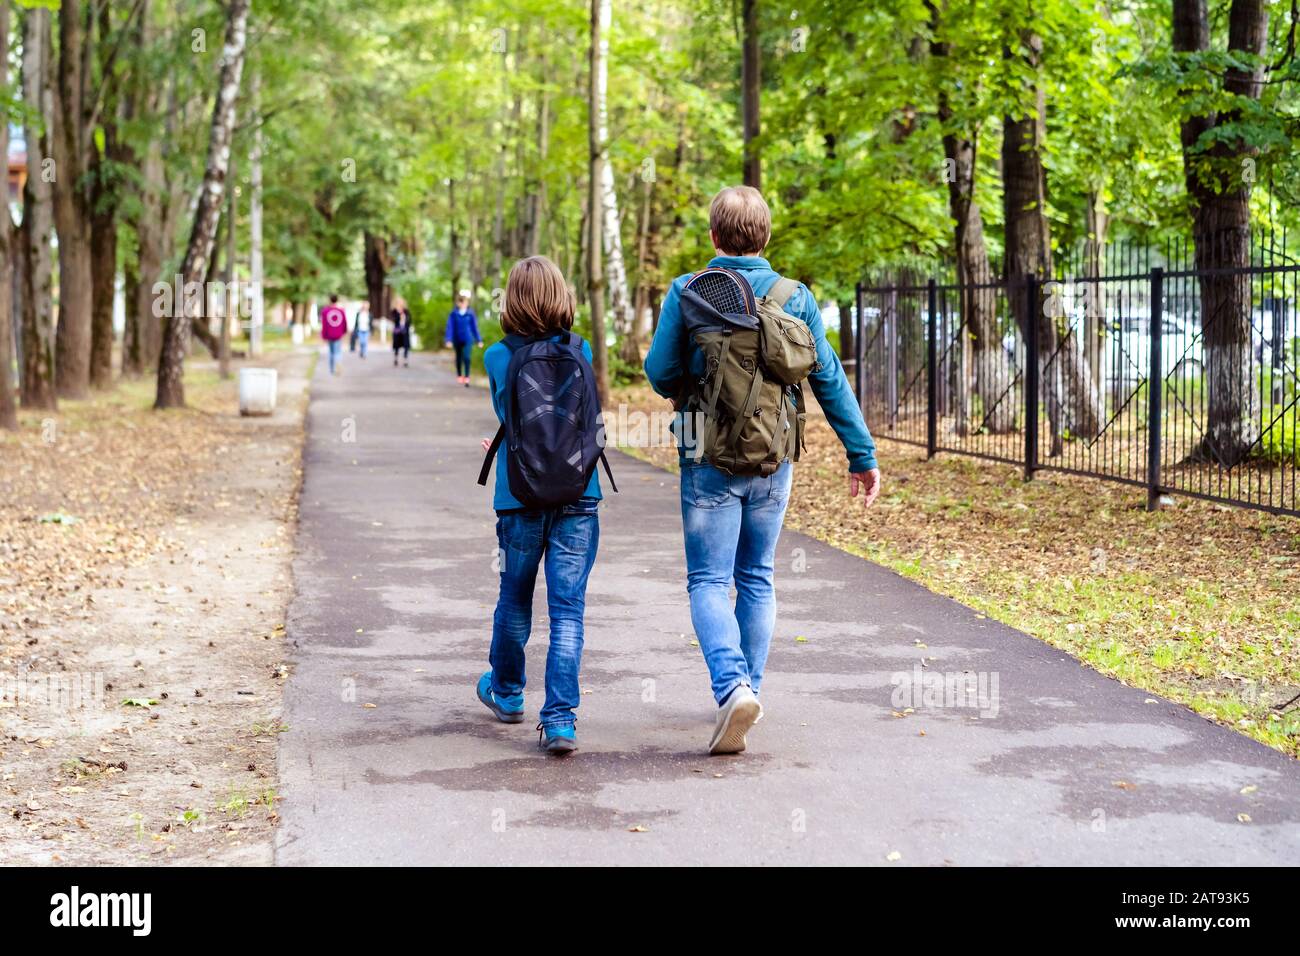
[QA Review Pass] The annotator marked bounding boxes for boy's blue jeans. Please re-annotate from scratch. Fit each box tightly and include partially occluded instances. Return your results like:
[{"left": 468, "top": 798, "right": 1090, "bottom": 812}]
[
  {"left": 490, "top": 498, "right": 600, "bottom": 729},
  {"left": 680, "top": 460, "right": 792, "bottom": 705}
]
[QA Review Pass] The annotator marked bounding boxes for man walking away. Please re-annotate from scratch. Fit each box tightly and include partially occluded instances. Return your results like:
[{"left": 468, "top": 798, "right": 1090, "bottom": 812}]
[
  {"left": 643, "top": 186, "right": 881, "bottom": 754},
  {"left": 320, "top": 294, "right": 348, "bottom": 375}
]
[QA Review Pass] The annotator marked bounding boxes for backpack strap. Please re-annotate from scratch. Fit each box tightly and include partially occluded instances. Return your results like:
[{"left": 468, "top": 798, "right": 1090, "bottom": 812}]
[
  {"left": 699, "top": 329, "right": 733, "bottom": 419},
  {"left": 598, "top": 451, "right": 618, "bottom": 493},
  {"left": 477, "top": 423, "right": 506, "bottom": 486},
  {"left": 765, "top": 277, "right": 800, "bottom": 310},
  {"left": 724, "top": 360, "right": 766, "bottom": 448}
]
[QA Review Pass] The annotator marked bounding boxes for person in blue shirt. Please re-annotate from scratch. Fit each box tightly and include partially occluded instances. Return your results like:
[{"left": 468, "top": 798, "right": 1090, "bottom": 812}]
[
  {"left": 476, "top": 256, "right": 601, "bottom": 756},
  {"left": 445, "top": 292, "right": 483, "bottom": 387},
  {"left": 643, "top": 185, "right": 882, "bottom": 755}
]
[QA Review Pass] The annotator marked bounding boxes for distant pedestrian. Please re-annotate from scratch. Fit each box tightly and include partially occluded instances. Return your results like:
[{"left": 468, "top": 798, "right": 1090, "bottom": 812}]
[
  {"left": 320, "top": 295, "right": 348, "bottom": 375},
  {"left": 354, "top": 303, "right": 372, "bottom": 358},
  {"left": 391, "top": 298, "right": 412, "bottom": 367},
  {"left": 444, "top": 291, "right": 482, "bottom": 387}
]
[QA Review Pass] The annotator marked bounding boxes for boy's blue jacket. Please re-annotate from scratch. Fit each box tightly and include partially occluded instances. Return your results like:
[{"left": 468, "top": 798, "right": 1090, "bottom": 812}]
[
  {"left": 445, "top": 308, "right": 482, "bottom": 346},
  {"left": 643, "top": 255, "right": 877, "bottom": 473},
  {"left": 484, "top": 333, "right": 603, "bottom": 512}
]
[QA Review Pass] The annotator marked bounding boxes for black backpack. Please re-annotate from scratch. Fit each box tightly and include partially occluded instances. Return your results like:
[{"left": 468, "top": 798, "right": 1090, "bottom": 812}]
[{"left": 477, "top": 332, "right": 617, "bottom": 509}]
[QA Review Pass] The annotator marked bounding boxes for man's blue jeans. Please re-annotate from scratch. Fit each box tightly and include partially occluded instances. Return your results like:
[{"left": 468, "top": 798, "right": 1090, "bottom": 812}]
[
  {"left": 490, "top": 498, "right": 600, "bottom": 729},
  {"left": 357, "top": 329, "right": 369, "bottom": 357},
  {"left": 680, "top": 460, "right": 792, "bottom": 704},
  {"left": 327, "top": 338, "right": 341, "bottom": 373}
]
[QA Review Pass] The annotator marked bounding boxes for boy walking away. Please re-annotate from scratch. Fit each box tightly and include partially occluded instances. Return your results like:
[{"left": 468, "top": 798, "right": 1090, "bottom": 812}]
[
  {"left": 320, "top": 295, "right": 348, "bottom": 375},
  {"left": 391, "top": 298, "right": 412, "bottom": 367},
  {"left": 475, "top": 256, "right": 617, "bottom": 755},
  {"left": 643, "top": 186, "right": 881, "bottom": 754},
  {"left": 354, "top": 303, "right": 372, "bottom": 358},
  {"left": 445, "top": 291, "right": 483, "bottom": 386}
]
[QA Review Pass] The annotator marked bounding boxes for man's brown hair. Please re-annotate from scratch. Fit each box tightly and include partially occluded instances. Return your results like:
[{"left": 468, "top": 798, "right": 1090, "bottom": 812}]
[
  {"left": 501, "top": 256, "right": 575, "bottom": 337},
  {"left": 709, "top": 186, "right": 771, "bottom": 255}
]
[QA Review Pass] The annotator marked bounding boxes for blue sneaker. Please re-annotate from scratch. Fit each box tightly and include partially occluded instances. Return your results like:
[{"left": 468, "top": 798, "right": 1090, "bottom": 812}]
[
  {"left": 476, "top": 671, "right": 524, "bottom": 724},
  {"left": 537, "top": 723, "right": 577, "bottom": 756}
]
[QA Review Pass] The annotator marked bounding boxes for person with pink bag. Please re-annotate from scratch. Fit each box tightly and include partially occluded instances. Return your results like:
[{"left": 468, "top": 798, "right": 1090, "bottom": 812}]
[{"left": 320, "top": 294, "right": 349, "bottom": 375}]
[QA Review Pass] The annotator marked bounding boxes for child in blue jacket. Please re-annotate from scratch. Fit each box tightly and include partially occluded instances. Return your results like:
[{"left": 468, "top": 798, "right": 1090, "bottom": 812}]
[
  {"left": 476, "top": 257, "right": 601, "bottom": 756},
  {"left": 445, "top": 293, "right": 482, "bottom": 386}
]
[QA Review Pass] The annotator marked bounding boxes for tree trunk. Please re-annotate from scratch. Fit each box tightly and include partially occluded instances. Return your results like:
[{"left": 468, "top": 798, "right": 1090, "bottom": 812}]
[
  {"left": 631, "top": 169, "right": 655, "bottom": 349},
  {"left": 837, "top": 298, "right": 855, "bottom": 385},
  {"left": 525, "top": 57, "right": 550, "bottom": 258},
  {"left": 588, "top": 0, "right": 633, "bottom": 363},
  {"left": 0, "top": 4, "right": 16, "bottom": 429},
  {"left": 248, "top": 69, "right": 264, "bottom": 358},
  {"left": 89, "top": 166, "right": 117, "bottom": 390},
  {"left": 125, "top": 48, "right": 166, "bottom": 376},
  {"left": 1173, "top": 0, "right": 1268, "bottom": 465},
  {"left": 50, "top": 0, "right": 94, "bottom": 400},
  {"left": 741, "top": 0, "right": 761, "bottom": 189},
  {"left": 88, "top": 0, "right": 125, "bottom": 391},
  {"left": 19, "top": 8, "right": 57, "bottom": 411},
  {"left": 447, "top": 180, "right": 460, "bottom": 302},
  {"left": 1002, "top": 28, "right": 1100, "bottom": 455},
  {"left": 587, "top": 0, "right": 609, "bottom": 405},
  {"left": 365, "top": 231, "right": 391, "bottom": 322},
  {"left": 928, "top": 2, "right": 1012, "bottom": 436},
  {"left": 155, "top": 0, "right": 249, "bottom": 409},
  {"left": 1083, "top": 189, "right": 1108, "bottom": 396},
  {"left": 220, "top": 131, "right": 236, "bottom": 379}
]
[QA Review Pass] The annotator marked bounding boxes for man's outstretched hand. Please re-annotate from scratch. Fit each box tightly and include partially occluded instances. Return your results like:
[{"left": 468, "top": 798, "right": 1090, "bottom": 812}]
[{"left": 849, "top": 468, "right": 881, "bottom": 507}]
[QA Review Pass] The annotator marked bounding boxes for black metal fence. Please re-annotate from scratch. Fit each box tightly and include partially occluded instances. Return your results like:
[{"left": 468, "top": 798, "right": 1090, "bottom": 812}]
[{"left": 853, "top": 239, "right": 1300, "bottom": 517}]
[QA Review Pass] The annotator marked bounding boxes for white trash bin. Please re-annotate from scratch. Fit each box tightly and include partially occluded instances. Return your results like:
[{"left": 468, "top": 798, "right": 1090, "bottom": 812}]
[{"left": 239, "top": 368, "right": 278, "bottom": 417}]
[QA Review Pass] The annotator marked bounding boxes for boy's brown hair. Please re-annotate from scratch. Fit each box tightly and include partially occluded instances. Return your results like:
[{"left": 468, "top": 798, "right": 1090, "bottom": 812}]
[
  {"left": 709, "top": 186, "right": 771, "bottom": 256},
  {"left": 501, "top": 256, "right": 575, "bottom": 336}
]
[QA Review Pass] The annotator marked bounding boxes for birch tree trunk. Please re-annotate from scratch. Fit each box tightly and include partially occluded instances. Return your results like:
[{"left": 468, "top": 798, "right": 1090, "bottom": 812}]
[
  {"left": 19, "top": 7, "right": 57, "bottom": 411},
  {"left": 248, "top": 70, "right": 264, "bottom": 358},
  {"left": 220, "top": 140, "right": 236, "bottom": 379},
  {"left": 155, "top": 0, "right": 250, "bottom": 409},
  {"left": 590, "top": 0, "right": 633, "bottom": 362}
]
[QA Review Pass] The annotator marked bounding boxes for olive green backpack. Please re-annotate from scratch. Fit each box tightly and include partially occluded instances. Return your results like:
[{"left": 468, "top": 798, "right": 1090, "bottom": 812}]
[{"left": 677, "top": 268, "right": 820, "bottom": 476}]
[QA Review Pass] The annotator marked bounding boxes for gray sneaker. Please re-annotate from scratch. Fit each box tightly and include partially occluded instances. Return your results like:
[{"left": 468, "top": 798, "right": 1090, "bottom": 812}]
[{"left": 708, "top": 685, "right": 762, "bottom": 755}]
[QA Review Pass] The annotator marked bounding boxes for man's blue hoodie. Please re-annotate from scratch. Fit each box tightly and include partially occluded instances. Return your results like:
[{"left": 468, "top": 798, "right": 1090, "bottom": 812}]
[{"left": 643, "top": 255, "right": 877, "bottom": 474}]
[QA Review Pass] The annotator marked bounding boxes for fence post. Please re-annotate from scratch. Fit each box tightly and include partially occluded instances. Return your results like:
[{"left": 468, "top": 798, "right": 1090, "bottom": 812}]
[
  {"left": 887, "top": 288, "right": 898, "bottom": 431},
  {"left": 1023, "top": 273, "right": 1039, "bottom": 481},
  {"left": 854, "top": 281, "right": 864, "bottom": 411},
  {"left": 1147, "top": 267, "right": 1164, "bottom": 511},
  {"left": 926, "top": 278, "right": 938, "bottom": 459}
]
